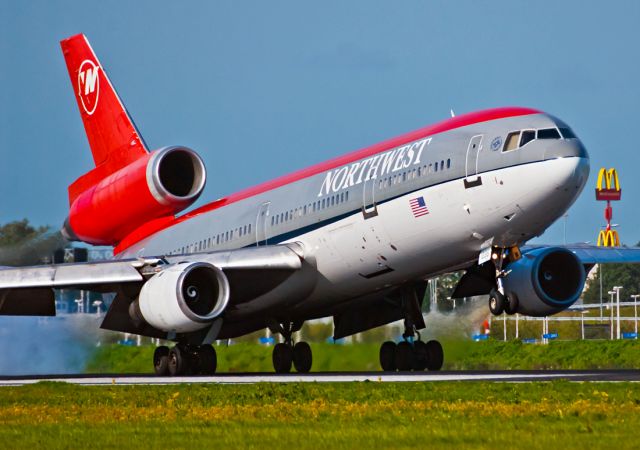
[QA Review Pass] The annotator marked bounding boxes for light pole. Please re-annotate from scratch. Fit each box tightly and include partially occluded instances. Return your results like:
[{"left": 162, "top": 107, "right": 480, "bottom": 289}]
[
  {"left": 581, "top": 310, "right": 589, "bottom": 340},
  {"left": 563, "top": 213, "right": 569, "bottom": 245},
  {"left": 614, "top": 286, "right": 623, "bottom": 340},
  {"left": 608, "top": 290, "right": 616, "bottom": 340},
  {"left": 632, "top": 294, "right": 640, "bottom": 337}
]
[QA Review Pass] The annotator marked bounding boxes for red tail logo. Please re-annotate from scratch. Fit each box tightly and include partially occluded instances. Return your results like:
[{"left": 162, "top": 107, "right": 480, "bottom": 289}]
[{"left": 77, "top": 59, "right": 100, "bottom": 115}]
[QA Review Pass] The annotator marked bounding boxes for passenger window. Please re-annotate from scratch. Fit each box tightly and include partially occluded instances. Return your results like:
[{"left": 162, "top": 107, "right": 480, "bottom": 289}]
[
  {"left": 538, "top": 128, "right": 561, "bottom": 139},
  {"left": 447, "top": 158, "right": 451, "bottom": 169},
  {"left": 520, "top": 130, "right": 535, "bottom": 147},
  {"left": 503, "top": 132, "right": 520, "bottom": 152},
  {"left": 434, "top": 163, "right": 438, "bottom": 172},
  {"left": 345, "top": 191, "right": 349, "bottom": 201}
]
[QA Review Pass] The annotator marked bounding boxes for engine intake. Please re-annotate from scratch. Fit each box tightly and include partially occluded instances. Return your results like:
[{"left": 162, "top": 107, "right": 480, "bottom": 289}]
[
  {"left": 503, "top": 247, "right": 586, "bottom": 316},
  {"left": 131, "top": 262, "right": 230, "bottom": 333},
  {"left": 148, "top": 146, "right": 206, "bottom": 207},
  {"left": 63, "top": 146, "right": 206, "bottom": 245}
]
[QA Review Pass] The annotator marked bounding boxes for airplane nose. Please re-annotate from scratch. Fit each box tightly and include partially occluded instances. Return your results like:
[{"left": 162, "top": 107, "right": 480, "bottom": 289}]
[{"left": 544, "top": 139, "right": 589, "bottom": 160}]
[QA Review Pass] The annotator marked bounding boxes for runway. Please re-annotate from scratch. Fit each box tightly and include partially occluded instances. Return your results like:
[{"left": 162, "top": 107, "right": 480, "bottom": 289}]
[{"left": 1, "top": 370, "right": 639, "bottom": 386}]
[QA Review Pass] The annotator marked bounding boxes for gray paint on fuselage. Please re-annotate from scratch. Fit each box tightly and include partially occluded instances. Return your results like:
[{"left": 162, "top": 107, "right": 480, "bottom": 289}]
[{"left": 119, "top": 112, "right": 584, "bottom": 259}]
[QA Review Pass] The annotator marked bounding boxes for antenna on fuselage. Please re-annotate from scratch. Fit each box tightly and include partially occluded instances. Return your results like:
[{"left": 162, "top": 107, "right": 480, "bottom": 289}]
[{"left": 450, "top": 109, "right": 456, "bottom": 118}]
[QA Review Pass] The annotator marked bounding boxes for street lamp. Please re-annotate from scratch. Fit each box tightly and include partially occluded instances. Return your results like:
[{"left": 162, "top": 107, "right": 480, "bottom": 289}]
[
  {"left": 608, "top": 290, "right": 616, "bottom": 340},
  {"left": 614, "top": 286, "right": 623, "bottom": 340}
]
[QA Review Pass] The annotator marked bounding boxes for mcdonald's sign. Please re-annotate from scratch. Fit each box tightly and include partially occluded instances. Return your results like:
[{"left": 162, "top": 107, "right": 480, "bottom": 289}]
[
  {"left": 595, "top": 167, "right": 621, "bottom": 201},
  {"left": 597, "top": 229, "right": 620, "bottom": 247}
]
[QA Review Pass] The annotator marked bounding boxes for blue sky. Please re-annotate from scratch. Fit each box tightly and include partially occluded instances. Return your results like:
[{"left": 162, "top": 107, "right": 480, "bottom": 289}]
[{"left": 1, "top": 1, "right": 639, "bottom": 246}]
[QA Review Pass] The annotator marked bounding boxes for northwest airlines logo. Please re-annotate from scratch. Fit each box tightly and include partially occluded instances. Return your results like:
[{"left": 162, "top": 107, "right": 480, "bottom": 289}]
[
  {"left": 77, "top": 60, "right": 100, "bottom": 115},
  {"left": 318, "top": 138, "right": 431, "bottom": 197}
]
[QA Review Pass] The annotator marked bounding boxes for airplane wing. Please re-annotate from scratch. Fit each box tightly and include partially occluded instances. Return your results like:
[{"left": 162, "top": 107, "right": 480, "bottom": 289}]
[
  {"left": 523, "top": 243, "right": 640, "bottom": 265},
  {"left": 0, "top": 243, "right": 305, "bottom": 317}
]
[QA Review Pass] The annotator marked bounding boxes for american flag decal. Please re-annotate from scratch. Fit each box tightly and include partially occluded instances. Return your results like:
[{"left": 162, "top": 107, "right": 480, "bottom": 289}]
[{"left": 409, "top": 196, "right": 430, "bottom": 218}]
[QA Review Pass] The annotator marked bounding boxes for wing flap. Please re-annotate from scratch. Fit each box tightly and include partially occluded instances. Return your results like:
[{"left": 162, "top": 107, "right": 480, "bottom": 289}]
[{"left": 0, "top": 260, "right": 144, "bottom": 290}]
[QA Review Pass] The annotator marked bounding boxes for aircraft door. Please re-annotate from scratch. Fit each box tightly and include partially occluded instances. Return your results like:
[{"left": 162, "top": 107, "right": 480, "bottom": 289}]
[
  {"left": 362, "top": 177, "right": 378, "bottom": 219},
  {"left": 255, "top": 201, "right": 271, "bottom": 246},
  {"left": 464, "top": 134, "right": 484, "bottom": 188}
]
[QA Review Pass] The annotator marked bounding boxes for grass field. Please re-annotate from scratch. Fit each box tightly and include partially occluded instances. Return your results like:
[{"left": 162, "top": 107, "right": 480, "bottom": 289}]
[
  {"left": 1, "top": 381, "right": 640, "bottom": 449},
  {"left": 85, "top": 339, "right": 640, "bottom": 373}
]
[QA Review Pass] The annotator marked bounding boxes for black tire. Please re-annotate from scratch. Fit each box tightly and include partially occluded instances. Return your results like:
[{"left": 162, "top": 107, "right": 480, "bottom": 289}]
[
  {"left": 379, "top": 341, "right": 397, "bottom": 371},
  {"left": 153, "top": 346, "right": 170, "bottom": 376},
  {"left": 293, "top": 342, "right": 312, "bottom": 373},
  {"left": 426, "top": 340, "right": 444, "bottom": 371},
  {"left": 504, "top": 293, "right": 519, "bottom": 315},
  {"left": 197, "top": 345, "right": 217, "bottom": 375},
  {"left": 168, "top": 346, "right": 185, "bottom": 376},
  {"left": 412, "top": 341, "right": 428, "bottom": 371},
  {"left": 395, "top": 341, "right": 415, "bottom": 371},
  {"left": 489, "top": 290, "right": 505, "bottom": 315},
  {"left": 272, "top": 343, "right": 293, "bottom": 374}
]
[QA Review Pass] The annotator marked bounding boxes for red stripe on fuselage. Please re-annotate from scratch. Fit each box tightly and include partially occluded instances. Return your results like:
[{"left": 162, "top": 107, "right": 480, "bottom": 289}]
[{"left": 114, "top": 106, "right": 540, "bottom": 254}]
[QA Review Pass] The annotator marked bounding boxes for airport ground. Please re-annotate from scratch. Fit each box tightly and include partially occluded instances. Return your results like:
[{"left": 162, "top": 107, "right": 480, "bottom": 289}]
[
  {"left": 86, "top": 339, "right": 640, "bottom": 373},
  {"left": 1, "top": 381, "right": 639, "bottom": 449}
]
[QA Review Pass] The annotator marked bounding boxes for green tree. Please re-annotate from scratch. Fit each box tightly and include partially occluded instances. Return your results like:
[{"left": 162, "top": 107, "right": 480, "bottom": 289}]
[
  {"left": 583, "top": 241, "right": 640, "bottom": 303},
  {"left": 583, "top": 263, "right": 640, "bottom": 303},
  {"left": 0, "top": 219, "right": 66, "bottom": 266}
]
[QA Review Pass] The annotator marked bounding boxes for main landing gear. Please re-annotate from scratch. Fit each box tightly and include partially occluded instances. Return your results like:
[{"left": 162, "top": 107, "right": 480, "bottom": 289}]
[
  {"left": 270, "top": 321, "right": 313, "bottom": 374},
  {"left": 379, "top": 291, "right": 444, "bottom": 372},
  {"left": 488, "top": 246, "right": 520, "bottom": 316},
  {"left": 153, "top": 344, "right": 217, "bottom": 376},
  {"left": 379, "top": 332, "right": 444, "bottom": 372}
]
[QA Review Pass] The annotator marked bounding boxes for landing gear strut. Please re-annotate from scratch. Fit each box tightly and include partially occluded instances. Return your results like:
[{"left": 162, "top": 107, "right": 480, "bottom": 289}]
[
  {"left": 488, "top": 246, "right": 520, "bottom": 316},
  {"left": 269, "top": 321, "right": 313, "bottom": 373},
  {"left": 154, "top": 344, "right": 217, "bottom": 376},
  {"left": 379, "top": 287, "right": 443, "bottom": 372}
]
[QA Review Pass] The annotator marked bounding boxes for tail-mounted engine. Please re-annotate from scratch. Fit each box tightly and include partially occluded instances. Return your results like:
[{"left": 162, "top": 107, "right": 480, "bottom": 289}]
[
  {"left": 62, "top": 146, "right": 206, "bottom": 245},
  {"left": 129, "top": 262, "right": 230, "bottom": 333},
  {"left": 501, "top": 247, "right": 586, "bottom": 316}
]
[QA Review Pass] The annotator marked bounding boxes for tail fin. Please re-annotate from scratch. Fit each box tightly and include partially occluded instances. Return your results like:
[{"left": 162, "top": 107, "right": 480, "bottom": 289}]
[{"left": 60, "top": 34, "right": 148, "bottom": 167}]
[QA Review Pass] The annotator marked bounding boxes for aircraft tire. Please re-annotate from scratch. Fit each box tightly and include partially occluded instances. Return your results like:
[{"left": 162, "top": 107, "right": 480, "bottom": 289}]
[
  {"left": 395, "top": 341, "right": 415, "bottom": 371},
  {"left": 504, "top": 293, "right": 519, "bottom": 315},
  {"left": 196, "top": 345, "right": 217, "bottom": 375},
  {"left": 426, "top": 340, "right": 444, "bottom": 371},
  {"left": 412, "top": 341, "right": 428, "bottom": 371},
  {"left": 272, "top": 343, "right": 293, "bottom": 374},
  {"left": 293, "top": 342, "right": 312, "bottom": 373},
  {"left": 153, "top": 346, "right": 170, "bottom": 376},
  {"left": 379, "top": 341, "right": 397, "bottom": 371},
  {"left": 489, "top": 290, "right": 506, "bottom": 315},
  {"left": 168, "top": 346, "right": 186, "bottom": 376}
]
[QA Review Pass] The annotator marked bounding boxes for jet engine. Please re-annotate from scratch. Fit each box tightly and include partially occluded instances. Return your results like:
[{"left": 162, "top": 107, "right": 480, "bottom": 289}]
[
  {"left": 62, "top": 146, "right": 206, "bottom": 245},
  {"left": 130, "top": 262, "right": 230, "bottom": 333},
  {"left": 502, "top": 247, "right": 586, "bottom": 317}
]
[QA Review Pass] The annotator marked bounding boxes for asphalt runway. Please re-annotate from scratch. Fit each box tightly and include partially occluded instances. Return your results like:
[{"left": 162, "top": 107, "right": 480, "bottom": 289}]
[{"left": 1, "top": 370, "right": 639, "bottom": 386}]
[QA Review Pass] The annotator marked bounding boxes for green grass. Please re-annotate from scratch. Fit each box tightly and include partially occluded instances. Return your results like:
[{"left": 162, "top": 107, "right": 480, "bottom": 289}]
[
  {"left": 2, "top": 381, "right": 640, "bottom": 449},
  {"left": 86, "top": 340, "right": 640, "bottom": 374}
]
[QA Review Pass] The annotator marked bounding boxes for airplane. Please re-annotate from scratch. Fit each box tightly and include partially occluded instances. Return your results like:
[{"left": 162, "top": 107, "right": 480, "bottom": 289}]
[{"left": 1, "top": 33, "right": 639, "bottom": 376}]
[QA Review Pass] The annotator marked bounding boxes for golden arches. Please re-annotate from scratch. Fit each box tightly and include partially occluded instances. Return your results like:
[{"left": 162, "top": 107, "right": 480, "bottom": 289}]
[{"left": 597, "top": 229, "right": 620, "bottom": 247}]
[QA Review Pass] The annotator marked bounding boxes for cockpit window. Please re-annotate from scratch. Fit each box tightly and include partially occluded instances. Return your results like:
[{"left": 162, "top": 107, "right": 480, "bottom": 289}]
[
  {"left": 537, "top": 128, "right": 561, "bottom": 139},
  {"left": 558, "top": 127, "right": 576, "bottom": 139},
  {"left": 520, "top": 130, "right": 536, "bottom": 147},
  {"left": 503, "top": 132, "right": 520, "bottom": 152}
]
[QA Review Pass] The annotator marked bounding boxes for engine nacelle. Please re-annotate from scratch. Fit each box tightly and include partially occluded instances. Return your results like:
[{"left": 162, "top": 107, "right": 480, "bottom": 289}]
[
  {"left": 130, "top": 262, "right": 230, "bottom": 333},
  {"left": 503, "top": 247, "right": 586, "bottom": 317},
  {"left": 62, "top": 146, "right": 206, "bottom": 245}
]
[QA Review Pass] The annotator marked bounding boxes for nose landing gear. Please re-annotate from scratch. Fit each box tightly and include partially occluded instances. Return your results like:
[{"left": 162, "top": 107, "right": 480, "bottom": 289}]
[{"left": 488, "top": 245, "right": 521, "bottom": 316}]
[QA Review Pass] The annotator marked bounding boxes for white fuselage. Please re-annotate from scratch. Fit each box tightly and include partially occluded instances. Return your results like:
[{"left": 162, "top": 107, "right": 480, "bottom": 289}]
[{"left": 117, "top": 110, "right": 589, "bottom": 328}]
